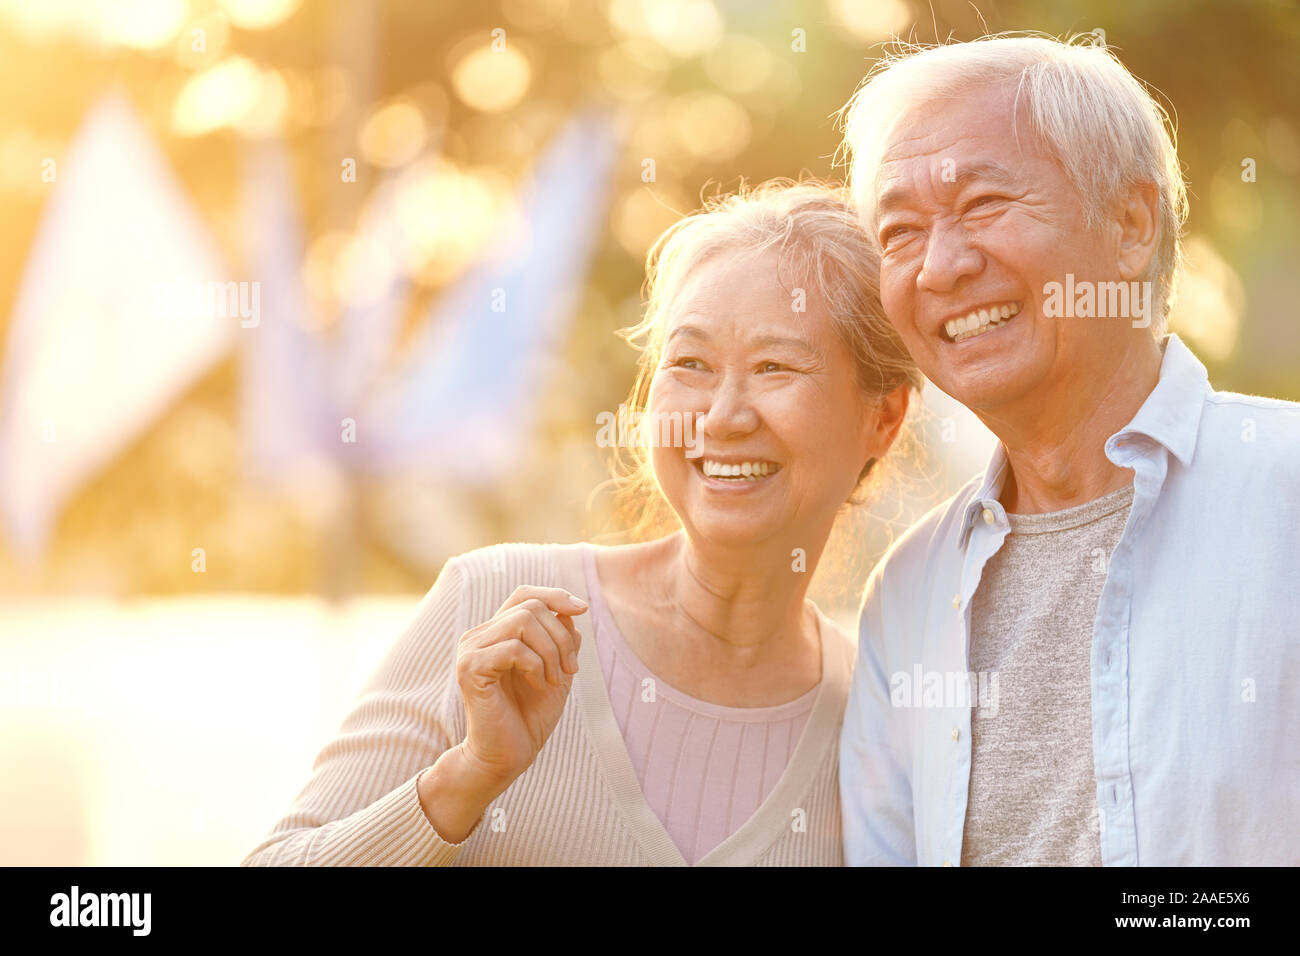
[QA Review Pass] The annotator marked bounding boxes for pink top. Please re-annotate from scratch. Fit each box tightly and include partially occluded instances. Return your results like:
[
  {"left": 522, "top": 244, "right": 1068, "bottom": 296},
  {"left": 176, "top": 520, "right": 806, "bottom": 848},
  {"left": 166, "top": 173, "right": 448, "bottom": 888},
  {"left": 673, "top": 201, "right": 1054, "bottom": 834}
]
[{"left": 582, "top": 545, "right": 817, "bottom": 865}]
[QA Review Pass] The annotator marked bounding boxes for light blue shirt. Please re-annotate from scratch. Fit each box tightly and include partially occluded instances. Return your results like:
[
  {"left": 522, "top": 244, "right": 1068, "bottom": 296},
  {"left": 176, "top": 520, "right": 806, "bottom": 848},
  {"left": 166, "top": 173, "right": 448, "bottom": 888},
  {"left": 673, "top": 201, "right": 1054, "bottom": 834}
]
[{"left": 840, "top": 334, "right": 1300, "bottom": 865}]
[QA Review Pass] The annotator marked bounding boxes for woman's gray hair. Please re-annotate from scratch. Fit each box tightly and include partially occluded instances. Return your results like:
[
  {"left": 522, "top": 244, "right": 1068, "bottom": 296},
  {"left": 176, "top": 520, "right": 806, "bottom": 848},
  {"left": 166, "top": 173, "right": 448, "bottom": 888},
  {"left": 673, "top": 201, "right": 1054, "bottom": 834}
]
[
  {"left": 835, "top": 32, "right": 1189, "bottom": 337},
  {"left": 609, "top": 177, "right": 921, "bottom": 541}
]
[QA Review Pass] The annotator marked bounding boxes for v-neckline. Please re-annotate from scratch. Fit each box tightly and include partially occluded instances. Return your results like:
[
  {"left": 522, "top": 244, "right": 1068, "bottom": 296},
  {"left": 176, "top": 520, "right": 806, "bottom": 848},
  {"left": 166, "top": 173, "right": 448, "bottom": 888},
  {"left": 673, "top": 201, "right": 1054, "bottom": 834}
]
[{"left": 555, "top": 542, "right": 847, "bottom": 867}]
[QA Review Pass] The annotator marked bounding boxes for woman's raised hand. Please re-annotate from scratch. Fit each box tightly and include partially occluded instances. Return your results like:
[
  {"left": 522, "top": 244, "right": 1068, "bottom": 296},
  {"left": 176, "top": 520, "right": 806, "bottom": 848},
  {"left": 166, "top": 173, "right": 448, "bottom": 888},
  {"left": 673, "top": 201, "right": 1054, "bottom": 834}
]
[
  {"left": 455, "top": 585, "right": 587, "bottom": 782},
  {"left": 417, "top": 585, "right": 587, "bottom": 844}
]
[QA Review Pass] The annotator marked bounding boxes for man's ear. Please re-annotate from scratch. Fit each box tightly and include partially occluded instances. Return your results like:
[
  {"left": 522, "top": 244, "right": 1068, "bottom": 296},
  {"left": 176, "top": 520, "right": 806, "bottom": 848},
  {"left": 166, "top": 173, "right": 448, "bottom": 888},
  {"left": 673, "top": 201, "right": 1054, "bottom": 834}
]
[
  {"left": 1115, "top": 180, "right": 1159, "bottom": 281},
  {"left": 867, "top": 383, "right": 910, "bottom": 460}
]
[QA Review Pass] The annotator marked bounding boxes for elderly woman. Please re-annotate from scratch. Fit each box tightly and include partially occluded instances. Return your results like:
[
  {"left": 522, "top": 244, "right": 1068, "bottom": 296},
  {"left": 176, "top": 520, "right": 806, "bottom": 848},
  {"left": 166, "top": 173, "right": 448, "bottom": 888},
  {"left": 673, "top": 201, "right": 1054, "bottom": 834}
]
[{"left": 242, "top": 179, "right": 919, "bottom": 866}]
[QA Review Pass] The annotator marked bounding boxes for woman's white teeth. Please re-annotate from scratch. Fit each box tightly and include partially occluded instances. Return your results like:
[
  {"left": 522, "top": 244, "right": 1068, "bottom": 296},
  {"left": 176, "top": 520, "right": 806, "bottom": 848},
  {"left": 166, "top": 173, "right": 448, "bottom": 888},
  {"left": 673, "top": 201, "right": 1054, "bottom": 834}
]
[
  {"left": 702, "top": 460, "right": 778, "bottom": 480},
  {"left": 945, "top": 302, "right": 1021, "bottom": 342}
]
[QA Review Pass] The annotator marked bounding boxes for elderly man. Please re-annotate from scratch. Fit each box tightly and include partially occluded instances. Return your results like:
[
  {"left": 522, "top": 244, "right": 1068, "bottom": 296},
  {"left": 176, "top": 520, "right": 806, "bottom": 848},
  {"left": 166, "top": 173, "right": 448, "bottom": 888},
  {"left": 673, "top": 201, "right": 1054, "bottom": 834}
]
[{"left": 837, "top": 35, "right": 1300, "bottom": 866}]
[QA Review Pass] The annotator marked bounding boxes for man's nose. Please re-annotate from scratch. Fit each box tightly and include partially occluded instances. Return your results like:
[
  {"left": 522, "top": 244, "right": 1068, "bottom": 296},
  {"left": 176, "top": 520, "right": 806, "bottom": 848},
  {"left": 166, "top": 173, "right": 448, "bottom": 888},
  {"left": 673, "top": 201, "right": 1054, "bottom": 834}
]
[
  {"left": 700, "top": 372, "right": 760, "bottom": 440},
  {"left": 916, "top": 221, "right": 983, "bottom": 294}
]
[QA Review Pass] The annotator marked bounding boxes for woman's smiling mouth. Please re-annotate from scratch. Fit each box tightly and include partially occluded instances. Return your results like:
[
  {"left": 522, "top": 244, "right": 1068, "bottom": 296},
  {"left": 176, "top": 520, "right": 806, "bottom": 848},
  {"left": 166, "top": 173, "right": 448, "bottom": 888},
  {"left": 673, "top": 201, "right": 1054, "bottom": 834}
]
[{"left": 691, "top": 457, "right": 783, "bottom": 487}]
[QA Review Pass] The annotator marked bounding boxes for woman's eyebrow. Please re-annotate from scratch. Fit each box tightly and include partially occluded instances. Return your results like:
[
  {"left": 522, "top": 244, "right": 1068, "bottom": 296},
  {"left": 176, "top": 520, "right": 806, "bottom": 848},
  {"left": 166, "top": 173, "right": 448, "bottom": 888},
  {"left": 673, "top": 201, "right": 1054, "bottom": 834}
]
[
  {"left": 667, "top": 326, "right": 821, "bottom": 358},
  {"left": 752, "top": 334, "right": 822, "bottom": 358},
  {"left": 666, "top": 323, "right": 709, "bottom": 343}
]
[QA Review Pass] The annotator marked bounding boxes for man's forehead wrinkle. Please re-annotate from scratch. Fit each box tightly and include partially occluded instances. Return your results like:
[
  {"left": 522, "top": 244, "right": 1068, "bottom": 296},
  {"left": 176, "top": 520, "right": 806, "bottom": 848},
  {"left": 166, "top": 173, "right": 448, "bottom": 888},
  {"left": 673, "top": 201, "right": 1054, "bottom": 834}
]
[{"left": 877, "top": 154, "right": 1016, "bottom": 212}]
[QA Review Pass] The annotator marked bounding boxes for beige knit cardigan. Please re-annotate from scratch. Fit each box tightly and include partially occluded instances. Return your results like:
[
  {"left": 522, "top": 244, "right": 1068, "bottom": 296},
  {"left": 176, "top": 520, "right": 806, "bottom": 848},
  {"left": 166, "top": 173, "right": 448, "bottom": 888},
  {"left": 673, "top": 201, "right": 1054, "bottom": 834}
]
[{"left": 241, "top": 541, "right": 854, "bottom": 866}]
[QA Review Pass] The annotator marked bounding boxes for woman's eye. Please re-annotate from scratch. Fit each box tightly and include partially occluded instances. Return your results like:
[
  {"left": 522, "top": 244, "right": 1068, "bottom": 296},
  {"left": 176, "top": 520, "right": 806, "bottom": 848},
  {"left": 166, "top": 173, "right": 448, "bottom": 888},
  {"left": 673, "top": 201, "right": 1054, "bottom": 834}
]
[
  {"left": 881, "top": 225, "right": 909, "bottom": 244},
  {"left": 966, "top": 194, "right": 1004, "bottom": 211},
  {"left": 668, "top": 356, "right": 702, "bottom": 370},
  {"left": 759, "top": 361, "right": 786, "bottom": 373}
]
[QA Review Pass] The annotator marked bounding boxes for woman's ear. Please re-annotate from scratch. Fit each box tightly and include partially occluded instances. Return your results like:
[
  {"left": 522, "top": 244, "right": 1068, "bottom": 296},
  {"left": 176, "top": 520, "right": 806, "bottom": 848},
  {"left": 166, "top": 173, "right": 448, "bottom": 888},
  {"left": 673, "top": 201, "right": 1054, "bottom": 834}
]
[{"left": 867, "top": 383, "right": 910, "bottom": 460}]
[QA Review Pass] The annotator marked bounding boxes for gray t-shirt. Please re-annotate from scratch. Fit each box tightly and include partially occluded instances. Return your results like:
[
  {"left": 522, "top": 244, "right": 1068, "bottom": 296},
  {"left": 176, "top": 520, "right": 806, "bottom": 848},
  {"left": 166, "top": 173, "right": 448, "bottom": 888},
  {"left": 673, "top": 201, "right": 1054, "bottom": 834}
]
[{"left": 960, "top": 482, "right": 1135, "bottom": 866}]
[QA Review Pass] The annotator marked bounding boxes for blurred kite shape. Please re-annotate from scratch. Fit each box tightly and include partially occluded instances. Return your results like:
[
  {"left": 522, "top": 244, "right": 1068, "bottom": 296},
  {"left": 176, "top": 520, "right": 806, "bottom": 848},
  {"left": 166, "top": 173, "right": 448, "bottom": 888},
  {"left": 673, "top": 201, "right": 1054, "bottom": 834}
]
[
  {"left": 240, "top": 109, "right": 622, "bottom": 492},
  {"left": 360, "top": 109, "right": 623, "bottom": 484},
  {"left": 0, "top": 91, "right": 233, "bottom": 557}
]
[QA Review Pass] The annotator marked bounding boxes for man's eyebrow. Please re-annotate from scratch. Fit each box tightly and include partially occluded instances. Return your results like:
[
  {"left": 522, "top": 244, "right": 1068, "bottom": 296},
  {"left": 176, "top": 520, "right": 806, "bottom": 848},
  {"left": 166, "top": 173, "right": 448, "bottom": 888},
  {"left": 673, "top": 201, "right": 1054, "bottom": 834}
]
[
  {"left": 877, "top": 160, "right": 1019, "bottom": 214},
  {"left": 952, "top": 160, "right": 1018, "bottom": 189}
]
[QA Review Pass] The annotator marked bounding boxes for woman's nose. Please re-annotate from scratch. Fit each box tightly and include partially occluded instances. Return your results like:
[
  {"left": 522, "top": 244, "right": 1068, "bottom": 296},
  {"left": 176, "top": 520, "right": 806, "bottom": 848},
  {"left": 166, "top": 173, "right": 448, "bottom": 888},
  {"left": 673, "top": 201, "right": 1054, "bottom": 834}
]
[{"left": 699, "top": 372, "right": 760, "bottom": 439}]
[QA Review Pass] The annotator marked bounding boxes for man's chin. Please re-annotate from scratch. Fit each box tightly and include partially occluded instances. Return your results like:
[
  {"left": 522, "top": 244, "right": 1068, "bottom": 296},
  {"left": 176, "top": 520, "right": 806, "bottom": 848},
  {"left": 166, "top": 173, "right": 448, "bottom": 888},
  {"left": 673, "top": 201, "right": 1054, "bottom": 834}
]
[{"left": 936, "top": 368, "right": 1037, "bottom": 416}]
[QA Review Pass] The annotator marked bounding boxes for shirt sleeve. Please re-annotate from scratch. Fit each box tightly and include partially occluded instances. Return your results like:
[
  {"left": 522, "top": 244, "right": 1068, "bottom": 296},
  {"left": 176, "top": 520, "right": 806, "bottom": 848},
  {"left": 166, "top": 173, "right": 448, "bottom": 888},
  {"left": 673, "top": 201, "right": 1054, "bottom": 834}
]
[
  {"left": 839, "top": 563, "right": 918, "bottom": 866},
  {"left": 240, "top": 556, "right": 477, "bottom": 866}
]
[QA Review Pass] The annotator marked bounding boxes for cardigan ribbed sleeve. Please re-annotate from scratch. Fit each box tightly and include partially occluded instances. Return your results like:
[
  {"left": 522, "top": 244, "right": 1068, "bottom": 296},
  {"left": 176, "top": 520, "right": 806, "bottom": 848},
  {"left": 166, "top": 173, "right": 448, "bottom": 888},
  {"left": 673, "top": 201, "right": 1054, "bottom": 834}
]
[{"left": 241, "top": 557, "right": 472, "bottom": 866}]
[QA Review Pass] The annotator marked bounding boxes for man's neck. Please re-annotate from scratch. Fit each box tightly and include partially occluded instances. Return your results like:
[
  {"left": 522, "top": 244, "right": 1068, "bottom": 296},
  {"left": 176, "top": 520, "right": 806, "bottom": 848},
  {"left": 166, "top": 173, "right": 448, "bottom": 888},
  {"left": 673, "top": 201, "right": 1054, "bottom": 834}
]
[{"left": 982, "top": 335, "right": 1163, "bottom": 514}]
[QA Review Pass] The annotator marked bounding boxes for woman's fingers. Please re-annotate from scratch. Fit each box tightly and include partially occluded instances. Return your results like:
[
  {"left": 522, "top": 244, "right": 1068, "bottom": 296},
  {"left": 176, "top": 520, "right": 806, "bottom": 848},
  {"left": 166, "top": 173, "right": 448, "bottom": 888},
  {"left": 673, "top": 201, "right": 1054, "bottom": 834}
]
[
  {"left": 462, "top": 639, "right": 547, "bottom": 692},
  {"left": 519, "top": 599, "right": 582, "bottom": 675},
  {"left": 463, "top": 592, "right": 585, "bottom": 675},
  {"left": 461, "top": 606, "right": 569, "bottom": 685},
  {"left": 498, "top": 585, "right": 588, "bottom": 619},
  {"left": 509, "top": 603, "right": 577, "bottom": 684},
  {"left": 556, "top": 612, "right": 581, "bottom": 659}
]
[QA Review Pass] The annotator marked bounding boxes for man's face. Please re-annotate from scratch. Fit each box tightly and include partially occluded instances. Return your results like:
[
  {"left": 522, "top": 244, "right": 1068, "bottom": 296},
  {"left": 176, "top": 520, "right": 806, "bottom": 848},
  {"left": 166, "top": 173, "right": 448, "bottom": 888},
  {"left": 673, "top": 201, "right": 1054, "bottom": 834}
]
[{"left": 872, "top": 81, "right": 1128, "bottom": 414}]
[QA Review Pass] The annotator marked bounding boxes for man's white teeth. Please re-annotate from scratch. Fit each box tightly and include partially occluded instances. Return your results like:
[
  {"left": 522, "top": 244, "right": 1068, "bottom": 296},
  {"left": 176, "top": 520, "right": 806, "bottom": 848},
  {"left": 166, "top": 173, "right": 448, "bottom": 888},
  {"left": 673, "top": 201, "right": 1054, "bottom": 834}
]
[
  {"left": 945, "top": 302, "right": 1021, "bottom": 342},
  {"left": 702, "top": 460, "right": 778, "bottom": 480}
]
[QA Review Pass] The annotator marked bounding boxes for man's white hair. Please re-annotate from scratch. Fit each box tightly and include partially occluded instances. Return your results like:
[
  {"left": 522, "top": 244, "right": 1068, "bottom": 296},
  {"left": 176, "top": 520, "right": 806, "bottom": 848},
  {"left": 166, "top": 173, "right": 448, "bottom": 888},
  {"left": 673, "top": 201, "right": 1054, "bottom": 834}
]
[{"left": 836, "top": 32, "right": 1188, "bottom": 337}]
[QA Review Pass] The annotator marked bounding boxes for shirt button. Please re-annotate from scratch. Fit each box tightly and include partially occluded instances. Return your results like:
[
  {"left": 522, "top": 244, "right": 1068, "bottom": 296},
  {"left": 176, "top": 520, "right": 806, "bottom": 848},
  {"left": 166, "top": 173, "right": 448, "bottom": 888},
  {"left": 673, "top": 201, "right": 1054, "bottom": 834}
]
[
  {"left": 951, "top": 727, "right": 960, "bottom": 741},
  {"left": 952, "top": 594, "right": 960, "bottom": 609},
  {"left": 982, "top": 508, "right": 995, "bottom": 525}
]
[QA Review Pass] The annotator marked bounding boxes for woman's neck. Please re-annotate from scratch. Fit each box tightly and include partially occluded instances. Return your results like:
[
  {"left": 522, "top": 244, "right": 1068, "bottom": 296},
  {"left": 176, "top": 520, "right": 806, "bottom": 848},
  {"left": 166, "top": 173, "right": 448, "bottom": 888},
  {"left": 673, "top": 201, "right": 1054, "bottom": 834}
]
[{"left": 597, "top": 530, "right": 825, "bottom": 706}]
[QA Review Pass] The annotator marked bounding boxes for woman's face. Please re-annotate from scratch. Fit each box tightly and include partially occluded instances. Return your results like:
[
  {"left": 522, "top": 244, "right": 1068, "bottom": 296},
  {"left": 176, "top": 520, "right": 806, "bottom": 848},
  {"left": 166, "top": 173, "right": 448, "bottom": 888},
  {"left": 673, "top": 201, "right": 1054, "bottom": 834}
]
[{"left": 647, "top": 245, "right": 907, "bottom": 552}]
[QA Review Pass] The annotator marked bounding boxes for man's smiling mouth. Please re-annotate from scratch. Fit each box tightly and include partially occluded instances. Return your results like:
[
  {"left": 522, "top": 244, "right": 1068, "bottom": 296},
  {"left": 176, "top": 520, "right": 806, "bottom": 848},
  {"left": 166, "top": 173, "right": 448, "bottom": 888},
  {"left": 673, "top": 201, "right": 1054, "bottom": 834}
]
[{"left": 943, "top": 301, "right": 1022, "bottom": 342}]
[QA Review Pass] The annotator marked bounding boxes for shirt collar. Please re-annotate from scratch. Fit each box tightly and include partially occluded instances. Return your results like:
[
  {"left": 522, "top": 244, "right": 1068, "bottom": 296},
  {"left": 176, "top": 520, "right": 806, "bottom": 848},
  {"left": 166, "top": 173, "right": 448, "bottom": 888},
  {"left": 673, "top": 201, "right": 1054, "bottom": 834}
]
[
  {"left": 958, "top": 443, "right": 1010, "bottom": 550},
  {"left": 956, "top": 333, "right": 1210, "bottom": 550},
  {"left": 1105, "top": 333, "right": 1209, "bottom": 468}
]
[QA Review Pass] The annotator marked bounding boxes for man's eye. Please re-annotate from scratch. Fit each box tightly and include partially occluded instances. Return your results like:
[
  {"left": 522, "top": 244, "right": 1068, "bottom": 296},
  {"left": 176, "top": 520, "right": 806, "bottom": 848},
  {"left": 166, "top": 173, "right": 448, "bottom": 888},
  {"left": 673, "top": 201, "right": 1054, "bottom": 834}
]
[
  {"left": 758, "top": 361, "right": 787, "bottom": 373},
  {"left": 966, "top": 194, "right": 1005, "bottom": 211}
]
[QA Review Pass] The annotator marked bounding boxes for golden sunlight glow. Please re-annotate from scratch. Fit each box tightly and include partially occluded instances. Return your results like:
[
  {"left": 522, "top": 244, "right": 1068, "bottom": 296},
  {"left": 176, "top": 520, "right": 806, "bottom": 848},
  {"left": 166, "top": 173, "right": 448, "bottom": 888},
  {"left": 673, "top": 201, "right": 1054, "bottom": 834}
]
[
  {"left": 612, "top": 186, "right": 690, "bottom": 258},
  {"left": 1169, "top": 234, "right": 1244, "bottom": 362},
  {"left": 359, "top": 100, "right": 428, "bottom": 168},
  {"left": 100, "top": 0, "right": 189, "bottom": 50},
  {"left": 217, "top": 0, "right": 301, "bottom": 31},
  {"left": 827, "top": 0, "right": 913, "bottom": 42},
  {"left": 666, "top": 91, "right": 752, "bottom": 161},
  {"left": 170, "top": 56, "right": 263, "bottom": 136},
  {"left": 333, "top": 234, "right": 399, "bottom": 310},
  {"left": 235, "top": 68, "right": 289, "bottom": 137},
  {"left": 597, "top": 41, "right": 670, "bottom": 101},
  {"left": 451, "top": 45, "right": 532, "bottom": 113},
  {"left": 301, "top": 229, "right": 350, "bottom": 314},
  {"left": 1210, "top": 165, "right": 1263, "bottom": 233},
  {"left": 609, "top": 0, "right": 724, "bottom": 58},
  {"left": 174, "top": 10, "right": 230, "bottom": 69},
  {"left": 392, "top": 158, "right": 515, "bottom": 284},
  {"left": 501, "top": 0, "right": 571, "bottom": 31},
  {"left": 302, "top": 228, "right": 401, "bottom": 313},
  {"left": 702, "top": 35, "right": 773, "bottom": 94}
]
